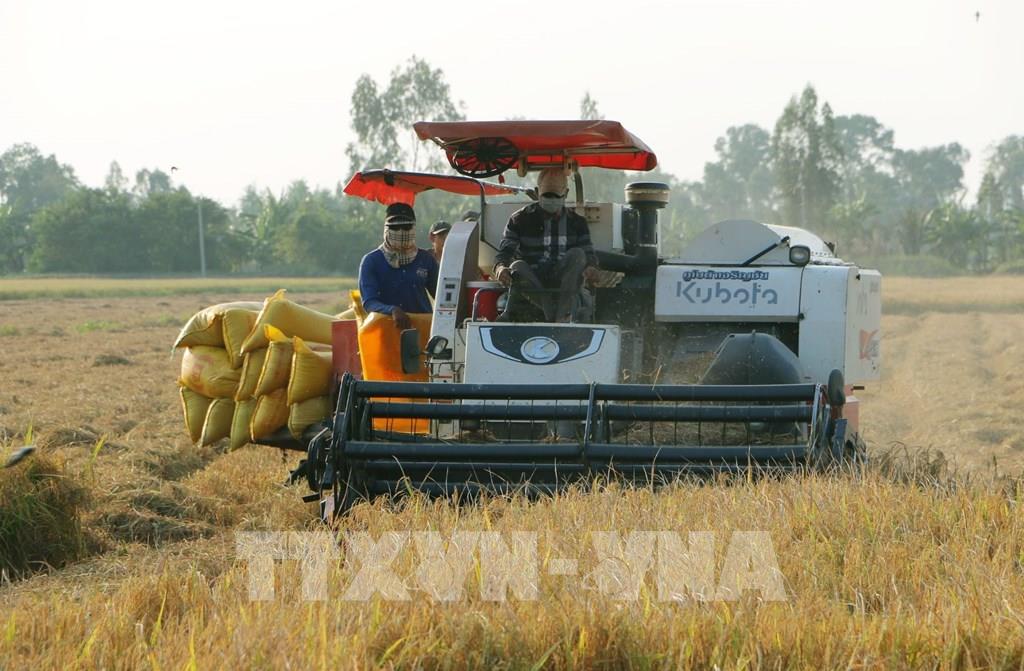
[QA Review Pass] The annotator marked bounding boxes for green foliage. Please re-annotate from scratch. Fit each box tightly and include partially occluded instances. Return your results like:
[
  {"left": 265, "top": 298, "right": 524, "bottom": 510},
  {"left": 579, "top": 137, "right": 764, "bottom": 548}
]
[
  {"left": 104, "top": 161, "right": 128, "bottom": 194},
  {"left": 828, "top": 195, "right": 878, "bottom": 248},
  {"left": 832, "top": 114, "right": 900, "bottom": 242},
  {"left": 236, "top": 181, "right": 380, "bottom": 274},
  {"left": 133, "top": 168, "right": 173, "bottom": 199},
  {"left": 993, "top": 258, "right": 1024, "bottom": 275},
  {"left": 892, "top": 144, "right": 969, "bottom": 214},
  {"left": 1, "top": 71, "right": 1022, "bottom": 278},
  {"left": 771, "top": 86, "right": 843, "bottom": 234},
  {"left": 139, "top": 191, "right": 246, "bottom": 273},
  {"left": 346, "top": 56, "right": 464, "bottom": 173},
  {"left": 701, "top": 124, "right": 775, "bottom": 223},
  {"left": 28, "top": 188, "right": 138, "bottom": 273},
  {"left": 27, "top": 187, "right": 248, "bottom": 274},
  {"left": 0, "top": 144, "right": 78, "bottom": 272},
  {"left": 923, "top": 201, "right": 987, "bottom": 270},
  {"left": 895, "top": 209, "right": 927, "bottom": 256},
  {"left": 237, "top": 185, "right": 290, "bottom": 267},
  {"left": 981, "top": 135, "right": 1024, "bottom": 211},
  {"left": 977, "top": 141, "right": 1024, "bottom": 266},
  {"left": 136, "top": 190, "right": 201, "bottom": 272}
]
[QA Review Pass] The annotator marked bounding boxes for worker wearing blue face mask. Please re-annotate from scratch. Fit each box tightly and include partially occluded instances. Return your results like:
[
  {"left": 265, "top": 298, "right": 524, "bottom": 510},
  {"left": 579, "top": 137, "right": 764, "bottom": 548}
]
[{"left": 492, "top": 168, "right": 600, "bottom": 323}]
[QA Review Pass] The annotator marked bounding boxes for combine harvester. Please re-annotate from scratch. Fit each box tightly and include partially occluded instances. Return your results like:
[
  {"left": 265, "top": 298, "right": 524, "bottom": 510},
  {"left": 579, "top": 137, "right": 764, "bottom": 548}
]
[{"left": 264, "top": 121, "right": 882, "bottom": 518}]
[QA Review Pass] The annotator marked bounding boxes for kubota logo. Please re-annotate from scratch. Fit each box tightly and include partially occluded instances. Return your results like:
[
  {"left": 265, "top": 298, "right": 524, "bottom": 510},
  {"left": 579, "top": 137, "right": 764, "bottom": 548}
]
[
  {"left": 520, "top": 337, "right": 560, "bottom": 364},
  {"left": 676, "top": 281, "right": 779, "bottom": 305},
  {"left": 681, "top": 270, "right": 769, "bottom": 282}
]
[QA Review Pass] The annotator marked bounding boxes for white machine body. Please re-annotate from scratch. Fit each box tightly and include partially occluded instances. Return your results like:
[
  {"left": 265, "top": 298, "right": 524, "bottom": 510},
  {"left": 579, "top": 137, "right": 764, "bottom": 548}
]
[
  {"left": 463, "top": 322, "right": 620, "bottom": 386},
  {"left": 429, "top": 212, "right": 880, "bottom": 395},
  {"left": 427, "top": 213, "right": 619, "bottom": 441},
  {"left": 654, "top": 220, "right": 881, "bottom": 386}
]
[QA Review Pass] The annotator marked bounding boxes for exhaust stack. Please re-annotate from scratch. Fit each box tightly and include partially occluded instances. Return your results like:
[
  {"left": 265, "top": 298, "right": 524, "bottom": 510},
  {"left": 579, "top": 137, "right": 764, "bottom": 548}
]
[{"left": 596, "top": 181, "right": 669, "bottom": 273}]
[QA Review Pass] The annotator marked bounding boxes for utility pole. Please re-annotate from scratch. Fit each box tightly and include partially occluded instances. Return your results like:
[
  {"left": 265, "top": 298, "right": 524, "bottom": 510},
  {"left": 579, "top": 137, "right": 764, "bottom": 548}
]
[
  {"left": 197, "top": 196, "right": 207, "bottom": 277},
  {"left": 173, "top": 167, "right": 207, "bottom": 277}
]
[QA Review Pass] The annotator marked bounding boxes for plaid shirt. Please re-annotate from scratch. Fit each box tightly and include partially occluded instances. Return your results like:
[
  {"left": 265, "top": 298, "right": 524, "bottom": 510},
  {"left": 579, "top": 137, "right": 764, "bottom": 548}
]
[{"left": 493, "top": 203, "right": 598, "bottom": 273}]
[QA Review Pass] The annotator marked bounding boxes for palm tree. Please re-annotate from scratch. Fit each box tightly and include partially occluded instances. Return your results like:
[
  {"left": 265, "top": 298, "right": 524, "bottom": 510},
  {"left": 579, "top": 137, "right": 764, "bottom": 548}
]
[
  {"left": 923, "top": 202, "right": 985, "bottom": 270},
  {"left": 237, "top": 187, "right": 290, "bottom": 267}
]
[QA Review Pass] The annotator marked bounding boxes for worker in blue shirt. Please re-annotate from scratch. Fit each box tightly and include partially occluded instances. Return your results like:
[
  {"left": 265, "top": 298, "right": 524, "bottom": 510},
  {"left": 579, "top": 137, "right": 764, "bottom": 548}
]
[{"left": 358, "top": 202, "right": 439, "bottom": 330}]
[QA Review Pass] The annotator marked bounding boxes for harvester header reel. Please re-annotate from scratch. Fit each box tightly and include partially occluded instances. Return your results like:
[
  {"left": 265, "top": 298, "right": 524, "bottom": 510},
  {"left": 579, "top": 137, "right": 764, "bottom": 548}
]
[{"left": 304, "top": 375, "right": 849, "bottom": 516}]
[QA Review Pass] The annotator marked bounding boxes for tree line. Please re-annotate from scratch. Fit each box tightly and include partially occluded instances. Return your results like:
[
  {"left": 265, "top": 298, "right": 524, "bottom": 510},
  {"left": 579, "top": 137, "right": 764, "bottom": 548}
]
[
  {"left": 580, "top": 89, "right": 1024, "bottom": 274},
  {"left": 1, "top": 57, "right": 1022, "bottom": 276},
  {"left": 0, "top": 148, "right": 383, "bottom": 276}
]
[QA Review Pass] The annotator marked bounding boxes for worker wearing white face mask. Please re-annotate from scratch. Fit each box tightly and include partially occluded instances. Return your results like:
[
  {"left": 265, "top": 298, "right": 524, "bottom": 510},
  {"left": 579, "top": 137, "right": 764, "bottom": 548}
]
[{"left": 493, "top": 168, "right": 600, "bottom": 323}]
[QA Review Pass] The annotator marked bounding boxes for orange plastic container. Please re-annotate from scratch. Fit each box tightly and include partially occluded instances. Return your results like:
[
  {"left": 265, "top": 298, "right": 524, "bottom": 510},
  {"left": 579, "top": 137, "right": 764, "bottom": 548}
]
[
  {"left": 331, "top": 319, "right": 362, "bottom": 379},
  {"left": 356, "top": 311, "right": 433, "bottom": 434}
]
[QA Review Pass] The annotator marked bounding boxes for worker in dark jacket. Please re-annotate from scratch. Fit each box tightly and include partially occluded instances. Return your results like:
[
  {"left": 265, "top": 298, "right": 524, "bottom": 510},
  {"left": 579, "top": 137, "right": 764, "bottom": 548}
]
[
  {"left": 493, "top": 168, "right": 599, "bottom": 322},
  {"left": 358, "top": 202, "right": 438, "bottom": 330}
]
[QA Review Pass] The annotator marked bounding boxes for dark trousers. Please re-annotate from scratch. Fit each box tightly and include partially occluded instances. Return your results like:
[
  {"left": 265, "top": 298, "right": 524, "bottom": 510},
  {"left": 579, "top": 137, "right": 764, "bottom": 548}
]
[{"left": 506, "top": 247, "right": 587, "bottom": 322}]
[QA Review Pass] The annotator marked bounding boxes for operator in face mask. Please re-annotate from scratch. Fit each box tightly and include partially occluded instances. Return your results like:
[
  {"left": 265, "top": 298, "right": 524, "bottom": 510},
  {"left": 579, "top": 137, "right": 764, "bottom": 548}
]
[
  {"left": 358, "top": 202, "right": 439, "bottom": 330},
  {"left": 493, "top": 168, "right": 600, "bottom": 322}
]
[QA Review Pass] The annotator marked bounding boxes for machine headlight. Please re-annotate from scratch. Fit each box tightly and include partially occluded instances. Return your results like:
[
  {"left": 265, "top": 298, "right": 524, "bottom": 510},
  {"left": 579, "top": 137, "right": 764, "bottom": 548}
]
[
  {"left": 426, "top": 335, "right": 451, "bottom": 359},
  {"left": 789, "top": 245, "right": 811, "bottom": 266}
]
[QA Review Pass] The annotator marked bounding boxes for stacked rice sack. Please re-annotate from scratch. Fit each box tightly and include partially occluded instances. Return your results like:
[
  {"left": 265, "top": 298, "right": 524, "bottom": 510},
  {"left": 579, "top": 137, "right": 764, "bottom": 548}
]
[{"left": 176, "top": 290, "right": 347, "bottom": 450}]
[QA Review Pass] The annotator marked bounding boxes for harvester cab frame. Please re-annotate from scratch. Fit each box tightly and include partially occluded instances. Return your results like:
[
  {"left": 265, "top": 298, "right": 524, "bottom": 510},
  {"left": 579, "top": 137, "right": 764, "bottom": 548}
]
[{"left": 286, "top": 120, "right": 882, "bottom": 518}]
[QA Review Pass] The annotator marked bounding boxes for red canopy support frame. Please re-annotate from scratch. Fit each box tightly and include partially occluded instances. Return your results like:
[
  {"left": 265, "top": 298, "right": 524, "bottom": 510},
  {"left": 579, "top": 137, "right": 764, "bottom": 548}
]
[
  {"left": 413, "top": 120, "right": 657, "bottom": 177},
  {"left": 342, "top": 169, "right": 526, "bottom": 207}
]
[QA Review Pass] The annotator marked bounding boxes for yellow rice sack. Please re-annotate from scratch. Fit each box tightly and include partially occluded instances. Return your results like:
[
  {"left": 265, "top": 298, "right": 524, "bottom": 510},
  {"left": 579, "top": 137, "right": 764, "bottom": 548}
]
[
  {"left": 287, "top": 336, "right": 333, "bottom": 405},
  {"left": 235, "top": 348, "right": 267, "bottom": 401},
  {"left": 288, "top": 396, "right": 331, "bottom": 439},
  {"left": 229, "top": 399, "right": 256, "bottom": 451},
  {"left": 254, "top": 326, "right": 293, "bottom": 397},
  {"left": 180, "top": 386, "right": 213, "bottom": 444},
  {"left": 200, "top": 397, "right": 235, "bottom": 446},
  {"left": 250, "top": 388, "right": 288, "bottom": 439},
  {"left": 180, "top": 346, "right": 241, "bottom": 398},
  {"left": 173, "top": 301, "right": 263, "bottom": 350},
  {"left": 221, "top": 308, "right": 259, "bottom": 368},
  {"left": 240, "top": 289, "right": 336, "bottom": 354}
]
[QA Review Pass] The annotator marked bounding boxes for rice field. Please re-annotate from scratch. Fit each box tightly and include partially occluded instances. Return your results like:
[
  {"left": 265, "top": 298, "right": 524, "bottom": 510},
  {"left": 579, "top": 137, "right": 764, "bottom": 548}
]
[
  {"left": 0, "top": 277, "right": 1022, "bottom": 669},
  {"left": 0, "top": 276, "right": 354, "bottom": 301}
]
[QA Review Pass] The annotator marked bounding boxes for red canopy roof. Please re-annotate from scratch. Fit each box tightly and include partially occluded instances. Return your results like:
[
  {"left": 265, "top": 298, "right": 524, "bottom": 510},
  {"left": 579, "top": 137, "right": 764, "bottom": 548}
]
[
  {"left": 342, "top": 169, "right": 526, "bottom": 205},
  {"left": 414, "top": 120, "right": 658, "bottom": 174}
]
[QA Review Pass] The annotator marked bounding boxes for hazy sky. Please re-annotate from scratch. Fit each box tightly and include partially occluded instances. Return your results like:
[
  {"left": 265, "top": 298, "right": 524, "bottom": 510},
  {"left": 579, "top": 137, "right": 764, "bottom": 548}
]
[{"left": 2, "top": 0, "right": 1020, "bottom": 205}]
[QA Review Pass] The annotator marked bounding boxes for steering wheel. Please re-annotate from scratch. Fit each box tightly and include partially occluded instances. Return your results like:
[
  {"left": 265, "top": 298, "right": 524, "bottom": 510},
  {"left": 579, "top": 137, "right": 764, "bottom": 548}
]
[{"left": 447, "top": 137, "right": 519, "bottom": 178}]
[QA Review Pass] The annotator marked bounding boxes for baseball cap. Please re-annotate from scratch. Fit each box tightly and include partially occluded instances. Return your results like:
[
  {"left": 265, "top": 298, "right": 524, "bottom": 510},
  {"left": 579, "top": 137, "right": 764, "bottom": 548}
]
[
  {"left": 384, "top": 202, "right": 416, "bottom": 225},
  {"left": 429, "top": 220, "right": 452, "bottom": 236}
]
